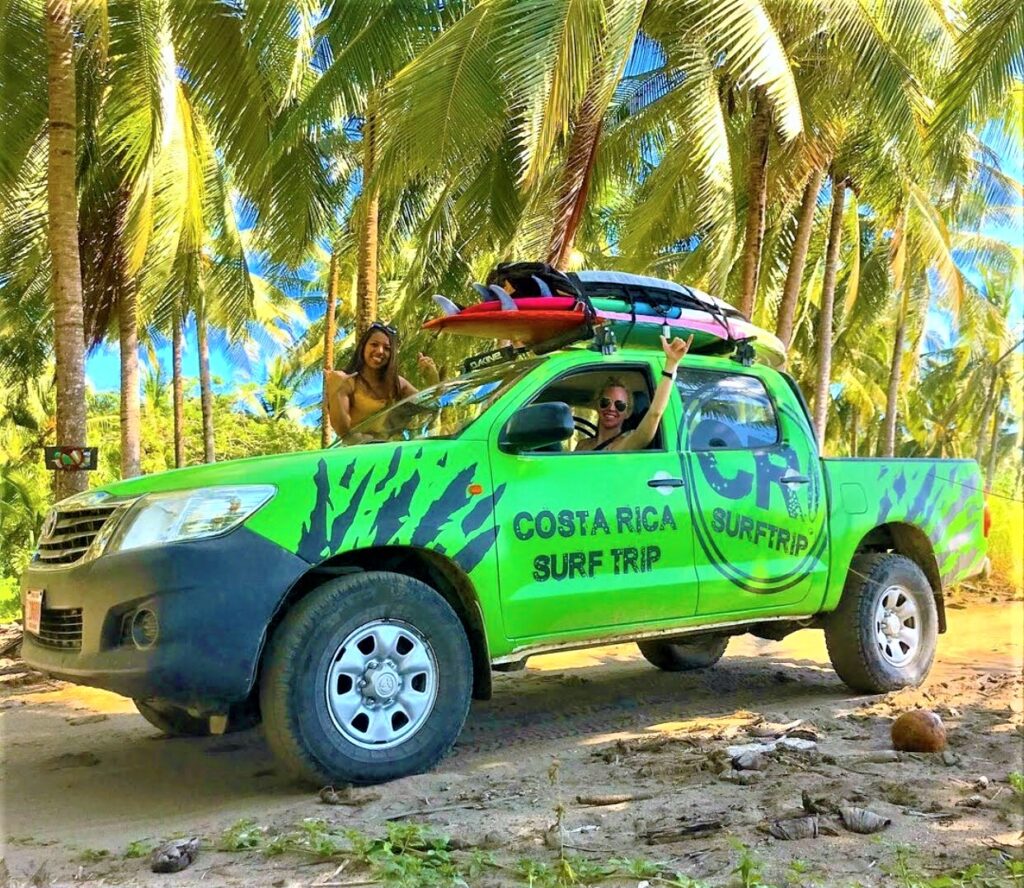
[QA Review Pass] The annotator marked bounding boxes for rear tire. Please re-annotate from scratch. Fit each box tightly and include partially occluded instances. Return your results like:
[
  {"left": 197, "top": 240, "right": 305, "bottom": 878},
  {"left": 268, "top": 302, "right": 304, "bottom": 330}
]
[
  {"left": 638, "top": 635, "right": 728, "bottom": 671},
  {"left": 260, "top": 571, "right": 472, "bottom": 786},
  {"left": 824, "top": 553, "right": 937, "bottom": 693}
]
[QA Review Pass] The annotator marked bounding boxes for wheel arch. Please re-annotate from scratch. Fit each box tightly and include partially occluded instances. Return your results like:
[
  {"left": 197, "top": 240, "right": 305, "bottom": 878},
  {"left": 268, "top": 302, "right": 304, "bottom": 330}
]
[
  {"left": 850, "top": 521, "right": 946, "bottom": 633},
  {"left": 260, "top": 546, "right": 492, "bottom": 701}
]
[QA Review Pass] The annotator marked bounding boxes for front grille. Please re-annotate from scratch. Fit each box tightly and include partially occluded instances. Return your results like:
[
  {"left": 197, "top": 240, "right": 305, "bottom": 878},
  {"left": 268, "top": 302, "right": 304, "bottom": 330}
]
[
  {"left": 35, "top": 607, "right": 83, "bottom": 650},
  {"left": 36, "top": 506, "right": 118, "bottom": 566}
]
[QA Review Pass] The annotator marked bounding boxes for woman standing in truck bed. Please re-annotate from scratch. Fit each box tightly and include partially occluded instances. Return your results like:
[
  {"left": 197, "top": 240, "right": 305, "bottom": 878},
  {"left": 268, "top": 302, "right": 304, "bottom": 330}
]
[{"left": 325, "top": 322, "right": 439, "bottom": 437}]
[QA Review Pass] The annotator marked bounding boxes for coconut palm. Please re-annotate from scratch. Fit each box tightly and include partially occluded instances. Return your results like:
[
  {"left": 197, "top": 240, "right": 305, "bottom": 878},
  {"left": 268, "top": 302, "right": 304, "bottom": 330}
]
[
  {"left": 373, "top": 0, "right": 809, "bottom": 283},
  {"left": 41, "top": 0, "right": 88, "bottom": 498}
]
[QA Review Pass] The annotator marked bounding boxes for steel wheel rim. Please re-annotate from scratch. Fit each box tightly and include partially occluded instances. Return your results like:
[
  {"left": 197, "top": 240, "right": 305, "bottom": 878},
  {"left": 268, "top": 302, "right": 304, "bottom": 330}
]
[
  {"left": 874, "top": 584, "right": 920, "bottom": 667},
  {"left": 324, "top": 619, "right": 438, "bottom": 750}
]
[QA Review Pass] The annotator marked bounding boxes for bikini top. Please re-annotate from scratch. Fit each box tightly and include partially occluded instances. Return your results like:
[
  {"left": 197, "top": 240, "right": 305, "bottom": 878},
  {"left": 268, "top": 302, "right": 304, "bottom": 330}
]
[{"left": 349, "top": 376, "right": 391, "bottom": 426}]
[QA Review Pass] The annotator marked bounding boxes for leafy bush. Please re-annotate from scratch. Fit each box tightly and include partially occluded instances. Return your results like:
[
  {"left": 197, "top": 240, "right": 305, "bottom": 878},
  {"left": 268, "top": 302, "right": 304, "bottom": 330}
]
[
  {"left": 0, "top": 576, "right": 20, "bottom": 622},
  {"left": 987, "top": 493, "right": 1023, "bottom": 590}
]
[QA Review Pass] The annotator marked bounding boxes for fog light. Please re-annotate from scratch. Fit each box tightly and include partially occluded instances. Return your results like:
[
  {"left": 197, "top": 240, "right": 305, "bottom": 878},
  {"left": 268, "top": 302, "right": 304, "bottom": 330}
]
[{"left": 131, "top": 608, "right": 159, "bottom": 649}]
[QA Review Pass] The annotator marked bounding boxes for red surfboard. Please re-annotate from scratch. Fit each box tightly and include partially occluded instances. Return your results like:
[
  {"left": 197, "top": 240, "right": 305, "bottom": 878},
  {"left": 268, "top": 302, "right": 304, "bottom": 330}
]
[{"left": 457, "top": 296, "right": 579, "bottom": 314}]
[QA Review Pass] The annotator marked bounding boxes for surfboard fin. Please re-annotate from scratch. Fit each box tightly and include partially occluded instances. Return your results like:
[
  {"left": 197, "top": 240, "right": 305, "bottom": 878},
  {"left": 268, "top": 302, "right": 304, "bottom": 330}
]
[
  {"left": 530, "top": 275, "right": 553, "bottom": 297},
  {"left": 489, "top": 284, "right": 519, "bottom": 311},
  {"left": 471, "top": 282, "right": 491, "bottom": 302},
  {"left": 432, "top": 294, "right": 461, "bottom": 316}
]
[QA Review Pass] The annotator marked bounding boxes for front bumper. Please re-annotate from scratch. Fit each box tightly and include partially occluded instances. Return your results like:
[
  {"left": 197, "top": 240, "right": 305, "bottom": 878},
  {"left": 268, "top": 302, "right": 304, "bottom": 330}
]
[{"left": 20, "top": 528, "right": 308, "bottom": 709}]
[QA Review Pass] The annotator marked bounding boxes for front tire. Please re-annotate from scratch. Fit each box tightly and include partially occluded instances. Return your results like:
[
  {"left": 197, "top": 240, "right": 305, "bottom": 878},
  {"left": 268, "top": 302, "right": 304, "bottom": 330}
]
[
  {"left": 260, "top": 571, "right": 472, "bottom": 786},
  {"left": 824, "top": 553, "right": 938, "bottom": 693},
  {"left": 638, "top": 635, "right": 728, "bottom": 671}
]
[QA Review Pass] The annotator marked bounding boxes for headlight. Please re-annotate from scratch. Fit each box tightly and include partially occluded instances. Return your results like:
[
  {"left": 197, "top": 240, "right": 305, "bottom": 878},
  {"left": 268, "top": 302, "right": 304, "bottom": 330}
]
[{"left": 105, "top": 485, "right": 276, "bottom": 554}]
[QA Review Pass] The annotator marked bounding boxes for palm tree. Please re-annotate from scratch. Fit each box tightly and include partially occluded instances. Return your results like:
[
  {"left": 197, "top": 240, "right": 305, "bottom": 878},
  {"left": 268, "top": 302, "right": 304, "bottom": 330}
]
[
  {"left": 321, "top": 248, "right": 340, "bottom": 447},
  {"left": 775, "top": 168, "right": 824, "bottom": 348},
  {"left": 375, "top": 0, "right": 805, "bottom": 280},
  {"left": 355, "top": 97, "right": 380, "bottom": 336},
  {"left": 44, "top": 0, "right": 87, "bottom": 498},
  {"left": 811, "top": 174, "right": 847, "bottom": 443}
]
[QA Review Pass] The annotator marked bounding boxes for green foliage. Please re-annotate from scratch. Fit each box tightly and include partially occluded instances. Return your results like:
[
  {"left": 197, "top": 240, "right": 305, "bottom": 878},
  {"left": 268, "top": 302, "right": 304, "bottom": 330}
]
[
  {"left": 608, "top": 856, "right": 663, "bottom": 879},
  {"left": 0, "top": 380, "right": 319, "bottom": 588},
  {"left": 988, "top": 494, "right": 1024, "bottom": 590},
  {"left": 123, "top": 839, "right": 154, "bottom": 859},
  {"left": 218, "top": 818, "right": 265, "bottom": 852},
  {"left": 730, "top": 841, "right": 775, "bottom": 888},
  {"left": 885, "top": 844, "right": 1021, "bottom": 888},
  {"left": 78, "top": 848, "right": 109, "bottom": 863},
  {"left": 0, "top": 576, "right": 20, "bottom": 622},
  {"left": 1009, "top": 771, "right": 1024, "bottom": 797}
]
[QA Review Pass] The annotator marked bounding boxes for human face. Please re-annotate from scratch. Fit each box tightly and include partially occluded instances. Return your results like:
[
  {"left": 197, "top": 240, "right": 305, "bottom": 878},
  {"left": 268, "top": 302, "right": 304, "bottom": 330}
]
[
  {"left": 363, "top": 331, "right": 392, "bottom": 370},
  {"left": 597, "top": 386, "right": 630, "bottom": 432}
]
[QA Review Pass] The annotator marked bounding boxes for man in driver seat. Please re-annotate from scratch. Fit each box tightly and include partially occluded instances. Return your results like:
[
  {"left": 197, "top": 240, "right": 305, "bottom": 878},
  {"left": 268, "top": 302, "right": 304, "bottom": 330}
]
[{"left": 576, "top": 335, "right": 692, "bottom": 453}]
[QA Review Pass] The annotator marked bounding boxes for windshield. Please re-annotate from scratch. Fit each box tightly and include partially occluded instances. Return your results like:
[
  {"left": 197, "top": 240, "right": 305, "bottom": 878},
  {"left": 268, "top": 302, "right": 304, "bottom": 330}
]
[{"left": 339, "top": 359, "right": 540, "bottom": 446}]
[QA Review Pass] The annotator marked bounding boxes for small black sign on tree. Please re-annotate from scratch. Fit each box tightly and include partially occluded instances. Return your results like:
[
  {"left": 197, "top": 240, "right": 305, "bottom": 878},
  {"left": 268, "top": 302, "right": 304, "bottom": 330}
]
[{"left": 43, "top": 446, "right": 99, "bottom": 471}]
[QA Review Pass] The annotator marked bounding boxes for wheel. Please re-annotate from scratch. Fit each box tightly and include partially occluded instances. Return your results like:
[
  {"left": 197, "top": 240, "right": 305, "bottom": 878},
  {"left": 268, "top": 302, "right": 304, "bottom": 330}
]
[
  {"left": 824, "top": 553, "right": 938, "bottom": 693},
  {"left": 260, "top": 571, "right": 472, "bottom": 786},
  {"left": 133, "top": 699, "right": 260, "bottom": 737},
  {"left": 637, "top": 635, "right": 728, "bottom": 671}
]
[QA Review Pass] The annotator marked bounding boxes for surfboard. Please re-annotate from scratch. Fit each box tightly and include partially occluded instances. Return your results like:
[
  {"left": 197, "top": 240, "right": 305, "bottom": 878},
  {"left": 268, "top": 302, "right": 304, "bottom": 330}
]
[
  {"left": 423, "top": 268, "right": 787, "bottom": 366},
  {"left": 588, "top": 297, "right": 786, "bottom": 367},
  {"left": 457, "top": 296, "right": 579, "bottom": 314},
  {"left": 422, "top": 306, "right": 591, "bottom": 344}
]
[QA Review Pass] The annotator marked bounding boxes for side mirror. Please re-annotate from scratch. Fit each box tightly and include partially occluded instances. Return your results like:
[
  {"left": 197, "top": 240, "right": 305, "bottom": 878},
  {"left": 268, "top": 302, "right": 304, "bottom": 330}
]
[{"left": 500, "top": 402, "right": 574, "bottom": 453}]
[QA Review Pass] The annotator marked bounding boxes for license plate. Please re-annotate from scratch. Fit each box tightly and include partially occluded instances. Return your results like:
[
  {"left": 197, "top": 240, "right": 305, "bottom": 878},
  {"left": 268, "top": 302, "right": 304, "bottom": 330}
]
[{"left": 25, "top": 589, "right": 43, "bottom": 635}]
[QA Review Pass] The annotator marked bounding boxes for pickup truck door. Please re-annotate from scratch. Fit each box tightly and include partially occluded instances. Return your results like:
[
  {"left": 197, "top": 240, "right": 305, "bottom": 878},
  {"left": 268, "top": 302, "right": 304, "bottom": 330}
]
[
  {"left": 675, "top": 367, "right": 828, "bottom": 616},
  {"left": 490, "top": 362, "right": 699, "bottom": 642}
]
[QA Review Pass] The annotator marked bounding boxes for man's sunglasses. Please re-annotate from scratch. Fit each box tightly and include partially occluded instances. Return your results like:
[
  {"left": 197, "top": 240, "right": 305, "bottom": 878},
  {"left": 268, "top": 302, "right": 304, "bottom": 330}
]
[
  {"left": 368, "top": 321, "right": 398, "bottom": 337},
  {"left": 599, "top": 397, "right": 628, "bottom": 412}
]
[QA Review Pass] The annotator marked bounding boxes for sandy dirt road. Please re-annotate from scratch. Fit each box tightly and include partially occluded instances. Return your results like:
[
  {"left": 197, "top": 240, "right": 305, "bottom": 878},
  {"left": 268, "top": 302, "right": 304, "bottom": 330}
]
[{"left": 2, "top": 590, "right": 1021, "bottom": 886}]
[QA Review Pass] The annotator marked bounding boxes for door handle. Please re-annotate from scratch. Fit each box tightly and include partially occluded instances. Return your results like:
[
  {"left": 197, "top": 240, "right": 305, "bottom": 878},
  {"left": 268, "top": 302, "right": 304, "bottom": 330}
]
[
  {"left": 648, "top": 477, "right": 685, "bottom": 489},
  {"left": 781, "top": 473, "right": 810, "bottom": 485}
]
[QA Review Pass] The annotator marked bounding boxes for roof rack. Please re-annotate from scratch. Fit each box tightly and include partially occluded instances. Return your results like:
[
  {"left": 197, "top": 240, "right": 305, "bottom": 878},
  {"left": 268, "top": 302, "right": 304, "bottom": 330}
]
[{"left": 461, "top": 321, "right": 595, "bottom": 374}]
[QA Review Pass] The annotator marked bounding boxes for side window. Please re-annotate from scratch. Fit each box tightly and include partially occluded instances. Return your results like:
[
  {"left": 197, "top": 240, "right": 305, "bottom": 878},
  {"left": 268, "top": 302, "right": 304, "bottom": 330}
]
[
  {"left": 526, "top": 366, "right": 660, "bottom": 453},
  {"left": 676, "top": 370, "right": 779, "bottom": 451}
]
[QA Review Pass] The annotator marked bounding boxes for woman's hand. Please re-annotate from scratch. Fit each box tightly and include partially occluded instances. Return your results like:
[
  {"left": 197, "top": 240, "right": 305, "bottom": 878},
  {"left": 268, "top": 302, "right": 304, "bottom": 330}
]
[
  {"left": 418, "top": 352, "right": 439, "bottom": 383},
  {"left": 660, "top": 334, "right": 693, "bottom": 371}
]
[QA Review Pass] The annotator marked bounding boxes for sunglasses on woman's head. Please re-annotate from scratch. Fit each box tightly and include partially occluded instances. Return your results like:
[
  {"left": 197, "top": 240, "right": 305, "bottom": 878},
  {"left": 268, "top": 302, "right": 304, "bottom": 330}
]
[
  {"left": 368, "top": 321, "right": 398, "bottom": 337},
  {"left": 599, "top": 397, "right": 628, "bottom": 412}
]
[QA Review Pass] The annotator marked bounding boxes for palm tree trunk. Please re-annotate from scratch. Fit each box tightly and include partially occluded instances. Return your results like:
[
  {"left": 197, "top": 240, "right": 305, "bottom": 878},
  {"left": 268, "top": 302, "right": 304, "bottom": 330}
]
[
  {"left": 45, "top": 0, "right": 88, "bottom": 500},
  {"left": 974, "top": 370, "right": 998, "bottom": 464},
  {"left": 546, "top": 83, "right": 605, "bottom": 270},
  {"left": 985, "top": 383, "right": 1003, "bottom": 485},
  {"left": 355, "top": 104, "right": 379, "bottom": 338},
  {"left": 321, "top": 250, "right": 340, "bottom": 448},
  {"left": 118, "top": 282, "right": 141, "bottom": 478},
  {"left": 880, "top": 315, "right": 906, "bottom": 457},
  {"left": 851, "top": 409, "right": 859, "bottom": 457},
  {"left": 738, "top": 88, "right": 771, "bottom": 319},
  {"left": 196, "top": 294, "right": 215, "bottom": 463},
  {"left": 172, "top": 301, "right": 185, "bottom": 468},
  {"left": 776, "top": 168, "right": 823, "bottom": 348},
  {"left": 812, "top": 176, "right": 847, "bottom": 445}
]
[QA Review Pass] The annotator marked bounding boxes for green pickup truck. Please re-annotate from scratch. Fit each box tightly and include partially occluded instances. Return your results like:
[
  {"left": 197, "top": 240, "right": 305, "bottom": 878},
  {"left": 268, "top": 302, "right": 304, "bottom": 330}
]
[{"left": 21, "top": 338, "right": 988, "bottom": 785}]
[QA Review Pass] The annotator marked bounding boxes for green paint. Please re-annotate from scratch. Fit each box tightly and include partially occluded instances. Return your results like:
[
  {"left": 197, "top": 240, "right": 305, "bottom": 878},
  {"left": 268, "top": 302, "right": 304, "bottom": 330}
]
[{"left": 90, "top": 346, "right": 987, "bottom": 659}]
